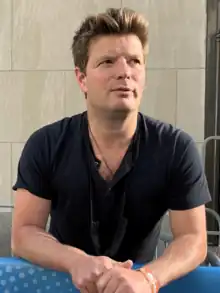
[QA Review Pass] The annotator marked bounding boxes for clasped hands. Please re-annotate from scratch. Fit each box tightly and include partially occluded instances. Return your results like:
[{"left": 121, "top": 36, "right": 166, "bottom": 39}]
[{"left": 70, "top": 254, "right": 152, "bottom": 293}]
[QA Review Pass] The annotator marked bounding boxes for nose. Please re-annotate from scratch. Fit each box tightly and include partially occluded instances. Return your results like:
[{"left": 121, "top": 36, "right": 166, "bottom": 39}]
[{"left": 114, "top": 58, "right": 131, "bottom": 79}]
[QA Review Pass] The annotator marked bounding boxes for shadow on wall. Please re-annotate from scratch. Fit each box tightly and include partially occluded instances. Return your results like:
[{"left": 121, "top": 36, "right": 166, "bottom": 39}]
[{"left": 0, "top": 212, "right": 12, "bottom": 256}]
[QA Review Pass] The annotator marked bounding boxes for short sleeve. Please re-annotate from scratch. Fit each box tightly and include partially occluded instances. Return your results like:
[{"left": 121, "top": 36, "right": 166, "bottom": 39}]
[
  {"left": 12, "top": 128, "right": 52, "bottom": 200},
  {"left": 168, "top": 133, "right": 211, "bottom": 210}
]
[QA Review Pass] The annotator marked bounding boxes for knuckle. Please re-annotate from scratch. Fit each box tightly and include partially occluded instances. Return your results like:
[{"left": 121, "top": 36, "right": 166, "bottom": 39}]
[
  {"left": 75, "top": 278, "right": 84, "bottom": 289},
  {"left": 92, "top": 267, "right": 101, "bottom": 277},
  {"left": 96, "top": 256, "right": 109, "bottom": 271},
  {"left": 119, "top": 274, "right": 124, "bottom": 281},
  {"left": 75, "top": 274, "right": 91, "bottom": 289},
  {"left": 117, "top": 270, "right": 125, "bottom": 281},
  {"left": 103, "top": 257, "right": 113, "bottom": 269},
  {"left": 97, "top": 256, "right": 107, "bottom": 263}
]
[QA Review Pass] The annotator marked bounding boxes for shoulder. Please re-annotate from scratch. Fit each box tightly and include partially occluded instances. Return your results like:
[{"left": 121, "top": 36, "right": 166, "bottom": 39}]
[
  {"left": 26, "top": 112, "right": 85, "bottom": 147},
  {"left": 21, "top": 112, "right": 85, "bottom": 164},
  {"left": 139, "top": 113, "right": 194, "bottom": 151}
]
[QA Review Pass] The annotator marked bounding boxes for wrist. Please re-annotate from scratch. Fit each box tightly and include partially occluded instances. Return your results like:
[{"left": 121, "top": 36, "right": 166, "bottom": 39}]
[
  {"left": 137, "top": 266, "right": 160, "bottom": 293},
  {"left": 62, "top": 245, "right": 88, "bottom": 273}
]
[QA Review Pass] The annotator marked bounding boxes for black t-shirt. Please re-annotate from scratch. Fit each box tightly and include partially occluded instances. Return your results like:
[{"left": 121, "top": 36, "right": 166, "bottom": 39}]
[{"left": 13, "top": 112, "right": 211, "bottom": 263}]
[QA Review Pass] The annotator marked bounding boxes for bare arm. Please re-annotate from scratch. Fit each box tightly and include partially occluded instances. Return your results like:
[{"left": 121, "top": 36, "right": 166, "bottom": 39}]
[
  {"left": 145, "top": 205, "right": 207, "bottom": 288},
  {"left": 11, "top": 189, "right": 86, "bottom": 273}
]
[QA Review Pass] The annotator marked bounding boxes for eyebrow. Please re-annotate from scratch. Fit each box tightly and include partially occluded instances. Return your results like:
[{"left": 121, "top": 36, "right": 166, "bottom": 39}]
[
  {"left": 96, "top": 54, "right": 143, "bottom": 63},
  {"left": 96, "top": 55, "right": 116, "bottom": 62}
]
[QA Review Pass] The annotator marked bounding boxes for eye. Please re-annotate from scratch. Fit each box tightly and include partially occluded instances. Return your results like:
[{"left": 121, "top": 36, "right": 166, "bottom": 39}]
[
  {"left": 130, "top": 58, "right": 141, "bottom": 64},
  {"left": 100, "top": 59, "right": 114, "bottom": 65},
  {"left": 105, "top": 59, "right": 113, "bottom": 64}
]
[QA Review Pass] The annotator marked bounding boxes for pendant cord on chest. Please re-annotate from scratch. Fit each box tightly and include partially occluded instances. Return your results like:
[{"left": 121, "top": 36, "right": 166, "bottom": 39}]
[{"left": 88, "top": 124, "right": 114, "bottom": 178}]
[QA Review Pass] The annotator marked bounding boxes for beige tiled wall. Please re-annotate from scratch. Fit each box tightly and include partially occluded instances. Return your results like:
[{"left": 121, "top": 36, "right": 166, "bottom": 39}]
[
  {"left": 0, "top": 0, "right": 207, "bottom": 207},
  {"left": 0, "top": 0, "right": 11, "bottom": 70},
  {"left": 176, "top": 69, "right": 205, "bottom": 142}
]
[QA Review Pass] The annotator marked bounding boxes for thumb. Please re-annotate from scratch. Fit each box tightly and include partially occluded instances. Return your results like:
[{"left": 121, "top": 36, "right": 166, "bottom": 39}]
[{"left": 120, "top": 259, "right": 133, "bottom": 269}]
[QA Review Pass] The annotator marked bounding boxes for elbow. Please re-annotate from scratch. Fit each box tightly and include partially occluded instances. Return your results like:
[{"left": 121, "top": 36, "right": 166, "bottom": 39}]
[
  {"left": 196, "top": 237, "right": 208, "bottom": 265},
  {"left": 179, "top": 233, "right": 208, "bottom": 266},
  {"left": 200, "top": 247, "right": 208, "bottom": 265},
  {"left": 11, "top": 231, "right": 22, "bottom": 257},
  {"left": 11, "top": 226, "right": 29, "bottom": 257}
]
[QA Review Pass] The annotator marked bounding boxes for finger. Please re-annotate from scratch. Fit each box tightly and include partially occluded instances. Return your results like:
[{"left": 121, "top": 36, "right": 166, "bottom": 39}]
[
  {"left": 119, "top": 259, "right": 133, "bottom": 269},
  {"left": 80, "top": 287, "right": 89, "bottom": 293},
  {"left": 103, "top": 276, "right": 119, "bottom": 293},
  {"left": 97, "top": 270, "right": 112, "bottom": 293},
  {"left": 112, "top": 259, "right": 133, "bottom": 269},
  {"left": 114, "top": 284, "right": 124, "bottom": 293},
  {"left": 86, "top": 282, "right": 98, "bottom": 293}
]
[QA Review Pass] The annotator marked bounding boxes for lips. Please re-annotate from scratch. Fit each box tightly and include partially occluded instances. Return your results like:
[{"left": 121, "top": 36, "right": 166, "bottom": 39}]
[{"left": 112, "top": 87, "right": 132, "bottom": 91}]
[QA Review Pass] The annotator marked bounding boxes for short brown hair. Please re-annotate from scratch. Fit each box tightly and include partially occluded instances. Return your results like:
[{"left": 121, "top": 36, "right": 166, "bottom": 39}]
[{"left": 71, "top": 7, "right": 149, "bottom": 72}]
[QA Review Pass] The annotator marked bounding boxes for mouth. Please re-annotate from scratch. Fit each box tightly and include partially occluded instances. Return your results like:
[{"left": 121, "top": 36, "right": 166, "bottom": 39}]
[{"left": 111, "top": 87, "right": 133, "bottom": 92}]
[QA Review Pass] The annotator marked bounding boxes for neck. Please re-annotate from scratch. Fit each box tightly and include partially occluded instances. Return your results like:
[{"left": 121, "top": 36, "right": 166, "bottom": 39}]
[{"left": 87, "top": 109, "right": 138, "bottom": 148}]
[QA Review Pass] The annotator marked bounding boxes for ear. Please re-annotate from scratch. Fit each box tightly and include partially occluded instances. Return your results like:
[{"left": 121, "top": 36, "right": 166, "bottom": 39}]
[{"left": 74, "top": 67, "right": 88, "bottom": 94}]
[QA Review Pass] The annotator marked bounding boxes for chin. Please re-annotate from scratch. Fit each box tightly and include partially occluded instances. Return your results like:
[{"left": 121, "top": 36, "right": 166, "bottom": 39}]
[
  {"left": 109, "top": 105, "right": 137, "bottom": 114},
  {"left": 114, "top": 101, "right": 138, "bottom": 111}
]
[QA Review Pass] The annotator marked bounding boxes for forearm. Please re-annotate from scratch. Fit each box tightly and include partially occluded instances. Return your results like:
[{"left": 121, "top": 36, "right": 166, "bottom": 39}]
[
  {"left": 147, "top": 234, "right": 207, "bottom": 288},
  {"left": 11, "top": 226, "right": 86, "bottom": 273}
]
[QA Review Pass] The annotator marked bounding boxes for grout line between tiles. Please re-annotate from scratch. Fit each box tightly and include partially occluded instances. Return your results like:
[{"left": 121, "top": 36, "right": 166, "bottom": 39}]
[
  {"left": 0, "top": 67, "right": 206, "bottom": 73},
  {"left": 175, "top": 70, "right": 178, "bottom": 127},
  {"left": 64, "top": 71, "right": 67, "bottom": 116},
  {"left": 11, "top": 0, "right": 13, "bottom": 71},
  {"left": 10, "top": 142, "right": 13, "bottom": 205}
]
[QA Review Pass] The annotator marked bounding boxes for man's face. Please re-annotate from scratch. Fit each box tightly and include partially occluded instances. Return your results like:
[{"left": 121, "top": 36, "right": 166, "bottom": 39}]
[{"left": 75, "top": 34, "right": 146, "bottom": 114}]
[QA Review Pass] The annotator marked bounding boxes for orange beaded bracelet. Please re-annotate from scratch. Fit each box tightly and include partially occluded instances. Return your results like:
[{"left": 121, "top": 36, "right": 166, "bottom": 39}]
[{"left": 138, "top": 267, "right": 160, "bottom": 293}]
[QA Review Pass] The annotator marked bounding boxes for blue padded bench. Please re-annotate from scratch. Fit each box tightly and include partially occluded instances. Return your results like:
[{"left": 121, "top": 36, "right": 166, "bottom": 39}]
[{"left": 0, "top": 257, "right": 220, "bottom": 293}]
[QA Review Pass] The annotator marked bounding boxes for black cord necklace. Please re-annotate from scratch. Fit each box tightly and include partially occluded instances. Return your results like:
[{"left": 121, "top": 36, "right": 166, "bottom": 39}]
[{"left": 88, "top": 124, "right": 114, "bottom": 178}]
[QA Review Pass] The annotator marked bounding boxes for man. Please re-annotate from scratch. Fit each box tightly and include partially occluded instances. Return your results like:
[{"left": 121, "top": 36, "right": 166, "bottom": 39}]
[{"left": 12, "top": 7, "right": 211, "bottom": 293}]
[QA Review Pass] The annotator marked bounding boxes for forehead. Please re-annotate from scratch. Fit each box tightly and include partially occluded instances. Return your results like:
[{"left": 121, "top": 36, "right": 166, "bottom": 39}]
[{"left": 88, "top": 34, "right": 144, "bottom": 60}]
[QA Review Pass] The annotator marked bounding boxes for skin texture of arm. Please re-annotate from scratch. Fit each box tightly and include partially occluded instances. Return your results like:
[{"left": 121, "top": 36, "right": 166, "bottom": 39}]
[
  {"left": 146, "top": 205, "right": 208, "bottom": 288},
  {"left": 11, "top": 189, "right": 86, "bottom": 273},
  {"left": 11, "top": 189, "right": 132, "bottom": 293}
]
